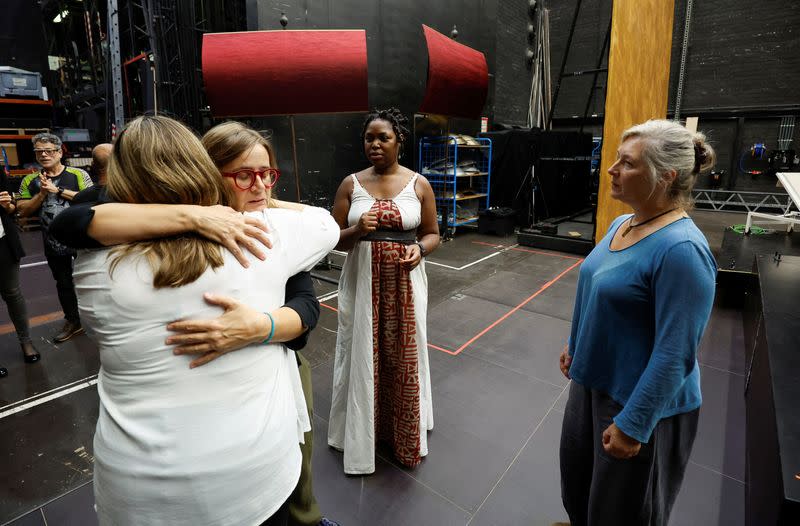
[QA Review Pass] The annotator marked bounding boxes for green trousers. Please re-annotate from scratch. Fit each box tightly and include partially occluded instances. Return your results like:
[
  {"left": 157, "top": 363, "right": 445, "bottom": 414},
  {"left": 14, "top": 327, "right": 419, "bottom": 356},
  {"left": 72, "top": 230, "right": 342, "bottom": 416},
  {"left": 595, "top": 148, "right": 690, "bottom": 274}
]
[{"left": 288, "top": 352, "right": 322, "bottom": 526}]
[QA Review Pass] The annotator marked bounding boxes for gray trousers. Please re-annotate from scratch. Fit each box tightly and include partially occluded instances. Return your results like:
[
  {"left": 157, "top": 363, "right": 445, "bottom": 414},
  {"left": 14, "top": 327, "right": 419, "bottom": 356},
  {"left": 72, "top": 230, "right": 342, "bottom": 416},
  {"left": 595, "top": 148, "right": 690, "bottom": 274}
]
[
  {"left": 560, "top": 381, "right": 699, "bottom": 526},
  {"left": 0, "top": 239, "right": 31, "bottom": 344}
]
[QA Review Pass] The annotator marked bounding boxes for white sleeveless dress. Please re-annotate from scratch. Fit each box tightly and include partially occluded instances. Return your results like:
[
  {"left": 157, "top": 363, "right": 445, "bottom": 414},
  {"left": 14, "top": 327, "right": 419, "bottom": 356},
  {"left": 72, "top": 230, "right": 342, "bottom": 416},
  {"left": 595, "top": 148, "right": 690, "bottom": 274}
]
[{"left": 328, "top": 173, "right": 434, "bottom": 474}]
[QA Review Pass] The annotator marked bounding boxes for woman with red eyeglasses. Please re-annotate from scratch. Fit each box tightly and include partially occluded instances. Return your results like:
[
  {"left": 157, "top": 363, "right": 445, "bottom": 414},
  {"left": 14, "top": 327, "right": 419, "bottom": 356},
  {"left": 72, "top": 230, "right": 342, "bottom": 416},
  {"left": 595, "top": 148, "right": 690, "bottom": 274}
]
[
  {"left": 50, "top": 121, "right": 341, "bottom": 526},
  {"left": 51, "top": 122, "right": 321, "bottom": 353}
]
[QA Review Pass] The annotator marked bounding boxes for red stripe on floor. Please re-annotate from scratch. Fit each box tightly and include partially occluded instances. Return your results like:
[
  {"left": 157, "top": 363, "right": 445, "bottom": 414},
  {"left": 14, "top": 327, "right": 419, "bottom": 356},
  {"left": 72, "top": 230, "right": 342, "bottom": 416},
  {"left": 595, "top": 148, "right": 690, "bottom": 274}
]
[
  {"left": 0, "top": 311, "right": 64, "bottom": 336},
  {"left": 450, "top": 258, "right": 584, "bottom": 355},
  {"left": 324, "top": 257, "right": 582, "bottom": 358},
  {"left": 320, "top": 303, "right": 338, "bottom": 313},
  {"left": 427, "top": 343, "right": 458, "bottom": 355},
  {"left": 321, "top": 302, "right": 458, "bottom": 355}
]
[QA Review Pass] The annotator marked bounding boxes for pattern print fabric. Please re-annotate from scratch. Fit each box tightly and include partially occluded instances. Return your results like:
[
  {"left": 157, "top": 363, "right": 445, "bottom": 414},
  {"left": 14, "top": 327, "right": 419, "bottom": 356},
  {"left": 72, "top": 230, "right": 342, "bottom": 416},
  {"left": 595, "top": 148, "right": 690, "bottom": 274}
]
[
  {"left": 369, "top": 199, "right": 421, "bottom": 468},
  {"left": 328, "top": 173, "right": 433, "bottom": 475}
]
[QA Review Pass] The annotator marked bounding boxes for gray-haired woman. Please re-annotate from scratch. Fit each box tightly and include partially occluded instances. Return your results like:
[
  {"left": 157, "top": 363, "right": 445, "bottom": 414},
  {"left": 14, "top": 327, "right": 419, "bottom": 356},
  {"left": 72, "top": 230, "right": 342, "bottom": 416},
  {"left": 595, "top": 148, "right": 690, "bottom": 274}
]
[{"left": 559, "top": 119, "right": 717, "bottom": 525}]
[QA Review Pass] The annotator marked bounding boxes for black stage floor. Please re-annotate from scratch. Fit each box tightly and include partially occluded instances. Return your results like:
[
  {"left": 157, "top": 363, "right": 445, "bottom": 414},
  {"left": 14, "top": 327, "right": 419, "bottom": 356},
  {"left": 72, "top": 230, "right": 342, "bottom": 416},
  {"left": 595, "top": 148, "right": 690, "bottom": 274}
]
[{"left": 0, "top": 226, "right": 746, "bottom": 526}]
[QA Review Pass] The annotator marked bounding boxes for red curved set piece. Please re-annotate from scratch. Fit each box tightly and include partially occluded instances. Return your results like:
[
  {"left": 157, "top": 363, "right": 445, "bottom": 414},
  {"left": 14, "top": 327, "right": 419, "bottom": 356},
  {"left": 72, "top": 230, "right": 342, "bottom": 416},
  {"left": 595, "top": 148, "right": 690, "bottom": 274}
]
[
  {"left": 202, "top": 30, "right": 369, "bottom": 117},
  {"left": 419, "top": 24, "right": 489, "bottom": 119}
]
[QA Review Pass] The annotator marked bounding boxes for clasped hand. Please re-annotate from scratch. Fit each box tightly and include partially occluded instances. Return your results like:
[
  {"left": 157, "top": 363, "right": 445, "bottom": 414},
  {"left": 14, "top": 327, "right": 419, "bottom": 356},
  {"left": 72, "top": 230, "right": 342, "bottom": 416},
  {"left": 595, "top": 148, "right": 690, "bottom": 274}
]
[
  {"left": 192, "top": 205, "right": 272, "bottom": 267},
  {"left": 166, "top": 293, "right": 268, "bottom": 368},
  {"left": 559, "top": 348, "right": 572, "bottom": 379},
  {"left": 39, "top": 175, "right": 59, "bottom": 194},
  {"left": 558, "top": 348, "right": 641, "bottom": 459},
  {"left": 399, "top": 243, "right": 422, "bottom": 271},
  {"left": 602, "top": 422, "right": 641, "bottom": 459},
  {"left": 358, "top": 210, "right": 422, "bottom": 270},
  {"left": 0, "top": 191, "right": 13, "bottom": 212},
  {"left": 358, "top": 210, "right": 378, "bottom": 234}
]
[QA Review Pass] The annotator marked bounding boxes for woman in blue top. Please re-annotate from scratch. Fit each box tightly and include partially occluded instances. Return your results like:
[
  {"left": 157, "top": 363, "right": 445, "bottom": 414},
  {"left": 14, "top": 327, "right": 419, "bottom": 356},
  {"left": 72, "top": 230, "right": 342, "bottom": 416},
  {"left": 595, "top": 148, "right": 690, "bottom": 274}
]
[{"left": 559, "top": 119, "right": 717, "bottom": 526}]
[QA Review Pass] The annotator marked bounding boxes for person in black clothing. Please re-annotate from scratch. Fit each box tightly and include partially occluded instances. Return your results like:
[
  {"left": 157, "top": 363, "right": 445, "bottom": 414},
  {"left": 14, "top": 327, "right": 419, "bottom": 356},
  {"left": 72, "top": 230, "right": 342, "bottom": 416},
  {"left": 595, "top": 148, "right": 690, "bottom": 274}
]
[
  {"left": 16, "top": 132, "right": 94, "bottom": 343},
  {"left": 1, "top": 168, "right": 40, "bottom": 375},
  {"left": 73, "top": 143, "right": 113, "bottom": 205}
]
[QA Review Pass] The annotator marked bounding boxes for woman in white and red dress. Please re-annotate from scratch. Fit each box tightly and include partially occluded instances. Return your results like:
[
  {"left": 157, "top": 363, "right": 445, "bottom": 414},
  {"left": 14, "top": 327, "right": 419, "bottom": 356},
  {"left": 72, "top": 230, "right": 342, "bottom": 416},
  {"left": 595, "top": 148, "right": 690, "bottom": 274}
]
[{"left": 329, "top": 108, "right": 440, "bottom": 474}]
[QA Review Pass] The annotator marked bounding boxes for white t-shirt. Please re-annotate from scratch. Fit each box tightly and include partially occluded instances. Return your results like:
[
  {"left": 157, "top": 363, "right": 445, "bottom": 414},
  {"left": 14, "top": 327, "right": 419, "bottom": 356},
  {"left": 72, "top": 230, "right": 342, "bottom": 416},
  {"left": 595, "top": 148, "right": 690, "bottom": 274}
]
[{"left": 73, "top": 206, "right": 338, "bottom": 526}]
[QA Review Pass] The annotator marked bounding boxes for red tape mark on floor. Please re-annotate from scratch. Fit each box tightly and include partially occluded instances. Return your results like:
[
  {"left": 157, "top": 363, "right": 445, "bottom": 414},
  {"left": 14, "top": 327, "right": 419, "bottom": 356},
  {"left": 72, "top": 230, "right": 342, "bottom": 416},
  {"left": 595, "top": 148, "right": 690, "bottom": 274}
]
[
  {"left": 0, "top": 311, "right": 64, "bottom": 336},
  {"left": 470, "top": 240, "right": 583, "bottom": 260},
  {"left": 448, "top": 257, "right": 583, "bottom": 355},
  {"left": 319, "top": 302, "right": 458, "bottom": 355},
  {"left": 320, "top": 257, "right": 583, "bottom": 357},
  {"left": 427, "top": 343, "right": 458, "bottom": 355}
]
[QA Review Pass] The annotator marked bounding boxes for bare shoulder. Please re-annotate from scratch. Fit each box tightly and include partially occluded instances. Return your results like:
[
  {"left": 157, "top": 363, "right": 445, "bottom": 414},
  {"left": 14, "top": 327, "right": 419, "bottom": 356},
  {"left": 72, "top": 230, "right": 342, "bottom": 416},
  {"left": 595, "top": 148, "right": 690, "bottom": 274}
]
[
  {"left": 335, "top": 173, "right": 356, "bottom": 194},
  {"left": 413, "top": 173, "right": 434, "bottom": 196},
  {"left": 414, "top": 173, "right": 433, "bottom": 187},
  {"left": 353, "top": 167, "right": 374, "bottom": 183}
]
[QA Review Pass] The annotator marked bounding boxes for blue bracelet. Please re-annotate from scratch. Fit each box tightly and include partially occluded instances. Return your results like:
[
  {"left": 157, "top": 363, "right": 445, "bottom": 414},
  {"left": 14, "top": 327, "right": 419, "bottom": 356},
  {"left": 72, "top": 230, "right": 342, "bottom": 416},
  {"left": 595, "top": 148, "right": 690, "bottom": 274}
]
[{"left": 263, "top": 312, "right": 276, "bottom": 344}]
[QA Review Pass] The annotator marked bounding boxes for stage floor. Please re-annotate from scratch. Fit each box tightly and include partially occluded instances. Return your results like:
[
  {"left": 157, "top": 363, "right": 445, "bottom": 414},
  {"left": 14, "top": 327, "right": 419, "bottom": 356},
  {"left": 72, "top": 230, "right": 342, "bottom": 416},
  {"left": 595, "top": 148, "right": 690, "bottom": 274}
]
[{"left": 1, "top": 221, "right": 746, "bottom": 526}]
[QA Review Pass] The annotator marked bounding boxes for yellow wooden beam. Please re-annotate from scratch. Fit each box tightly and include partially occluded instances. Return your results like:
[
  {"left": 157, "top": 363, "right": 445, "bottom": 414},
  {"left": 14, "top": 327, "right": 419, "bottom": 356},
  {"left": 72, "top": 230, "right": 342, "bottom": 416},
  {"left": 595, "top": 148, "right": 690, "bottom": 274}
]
[{"left": 595, "top": 0, "right": 676, "bottom": 239}]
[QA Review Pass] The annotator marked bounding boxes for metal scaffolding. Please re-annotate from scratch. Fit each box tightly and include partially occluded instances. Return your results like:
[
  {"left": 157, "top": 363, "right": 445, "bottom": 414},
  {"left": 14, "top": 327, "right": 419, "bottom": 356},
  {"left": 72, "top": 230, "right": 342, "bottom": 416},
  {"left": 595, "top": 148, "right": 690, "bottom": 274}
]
[
  {"left": 40, "top": 0, "right": 246, "bottom": 138},
  {"left": 108, "top": 0, "right": 124, "bottom": 129},
  {"left": 692, "top": 189, "right": 797, "bottom": 214}
]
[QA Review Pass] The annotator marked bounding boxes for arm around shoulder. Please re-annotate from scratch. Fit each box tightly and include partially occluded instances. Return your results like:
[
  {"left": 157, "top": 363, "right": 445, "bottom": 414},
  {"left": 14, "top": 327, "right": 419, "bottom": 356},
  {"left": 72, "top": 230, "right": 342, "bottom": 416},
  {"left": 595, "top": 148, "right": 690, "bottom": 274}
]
[
  {"left": 87, "top": 203, "right": 200, "bottom": 245},
  {"left": 49, "top": 202, "right": 103, "bottom": 249},
  {"left": 284, "top": 205, "right": 340, "bottom": 273},
  {"left": 270, "top": 199, "right": 308, "bottom": 211}
]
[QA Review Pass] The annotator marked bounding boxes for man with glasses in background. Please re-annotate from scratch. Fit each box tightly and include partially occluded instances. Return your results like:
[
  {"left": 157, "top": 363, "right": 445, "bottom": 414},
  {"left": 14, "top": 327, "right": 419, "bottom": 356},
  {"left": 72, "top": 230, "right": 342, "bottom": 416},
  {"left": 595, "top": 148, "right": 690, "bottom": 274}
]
[{"left": 16, "top": 132, "right": 93, "bottom": 343}]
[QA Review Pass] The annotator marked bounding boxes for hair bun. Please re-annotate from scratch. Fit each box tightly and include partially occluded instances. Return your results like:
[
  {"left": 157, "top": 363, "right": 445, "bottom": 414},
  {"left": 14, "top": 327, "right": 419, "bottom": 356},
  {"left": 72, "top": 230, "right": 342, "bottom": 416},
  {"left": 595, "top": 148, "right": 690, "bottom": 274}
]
[{"left": 692, "top": 134, "right": 716, "bottom": 174}]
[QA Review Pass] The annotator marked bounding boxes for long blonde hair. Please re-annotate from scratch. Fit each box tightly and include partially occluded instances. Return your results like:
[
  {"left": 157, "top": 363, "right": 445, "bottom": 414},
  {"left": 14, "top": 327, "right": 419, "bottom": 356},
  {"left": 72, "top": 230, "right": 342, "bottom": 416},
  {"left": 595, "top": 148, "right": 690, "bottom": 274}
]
[
  {"left": 107, "top": 115, "right": 230, "bottom": 288},
  {"left": 202, "top": 121, "right": 277, "bottom": 206}
]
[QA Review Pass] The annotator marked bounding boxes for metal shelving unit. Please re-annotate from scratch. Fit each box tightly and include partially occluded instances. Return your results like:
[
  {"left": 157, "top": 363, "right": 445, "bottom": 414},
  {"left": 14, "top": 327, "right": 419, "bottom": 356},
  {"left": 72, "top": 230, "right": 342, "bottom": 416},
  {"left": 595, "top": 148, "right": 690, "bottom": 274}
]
[{"left": 418, "top": 135, "right": 492, "bottom": 236}]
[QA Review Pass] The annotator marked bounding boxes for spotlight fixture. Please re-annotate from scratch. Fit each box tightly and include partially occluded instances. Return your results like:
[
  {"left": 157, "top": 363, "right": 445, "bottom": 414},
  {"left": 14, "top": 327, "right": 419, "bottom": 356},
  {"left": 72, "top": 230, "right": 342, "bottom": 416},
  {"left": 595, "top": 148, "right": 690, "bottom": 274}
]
[
  {"left": 53, "top": 9, "right": 69, "bottom": 23},
  {"left": 525, "top": 2, "right": 538, "bottom": 69},
  {"left": 525, "top": 48, "right": 535, "bottom": 66}
]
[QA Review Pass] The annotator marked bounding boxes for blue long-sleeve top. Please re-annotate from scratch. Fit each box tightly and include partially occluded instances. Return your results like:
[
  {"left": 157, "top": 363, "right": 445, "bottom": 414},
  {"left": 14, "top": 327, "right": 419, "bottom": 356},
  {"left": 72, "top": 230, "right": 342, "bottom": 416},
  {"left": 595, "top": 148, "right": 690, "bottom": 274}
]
[{"left": 568, "top": 214, "right": 717, "bottom": 443}]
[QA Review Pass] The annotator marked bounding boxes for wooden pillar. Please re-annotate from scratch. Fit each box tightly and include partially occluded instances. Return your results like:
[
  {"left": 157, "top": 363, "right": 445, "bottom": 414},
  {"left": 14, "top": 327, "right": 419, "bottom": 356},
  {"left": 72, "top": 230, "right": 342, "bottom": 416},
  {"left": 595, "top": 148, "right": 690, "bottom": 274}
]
[{"left": 595, "top": 0, "right": 675, "bottom": 238}]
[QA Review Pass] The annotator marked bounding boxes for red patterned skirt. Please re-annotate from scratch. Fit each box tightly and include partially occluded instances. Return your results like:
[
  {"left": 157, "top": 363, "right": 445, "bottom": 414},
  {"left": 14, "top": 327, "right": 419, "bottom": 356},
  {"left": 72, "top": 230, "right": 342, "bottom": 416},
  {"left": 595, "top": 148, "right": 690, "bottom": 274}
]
[{"left": 369, "top": 199, "right": 422, "bottom": 468}]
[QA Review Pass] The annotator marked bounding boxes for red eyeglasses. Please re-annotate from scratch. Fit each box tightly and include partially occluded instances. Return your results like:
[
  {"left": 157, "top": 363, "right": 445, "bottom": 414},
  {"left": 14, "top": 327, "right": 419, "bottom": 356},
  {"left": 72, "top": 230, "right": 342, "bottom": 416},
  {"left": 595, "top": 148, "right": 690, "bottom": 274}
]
[{"left": 221, "top": 168, "right": 281, "bottom": 191}]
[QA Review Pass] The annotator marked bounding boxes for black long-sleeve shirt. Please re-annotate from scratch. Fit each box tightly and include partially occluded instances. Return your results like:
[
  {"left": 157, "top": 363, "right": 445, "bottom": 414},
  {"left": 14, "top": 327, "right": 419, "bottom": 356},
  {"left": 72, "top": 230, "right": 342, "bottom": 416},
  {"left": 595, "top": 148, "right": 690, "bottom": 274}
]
[
  {"left": 49, "top": 199, "right": 320, "bottom": 351},
  {"left": 1, "top": 169, "right": 25, "bottom": 261}
]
